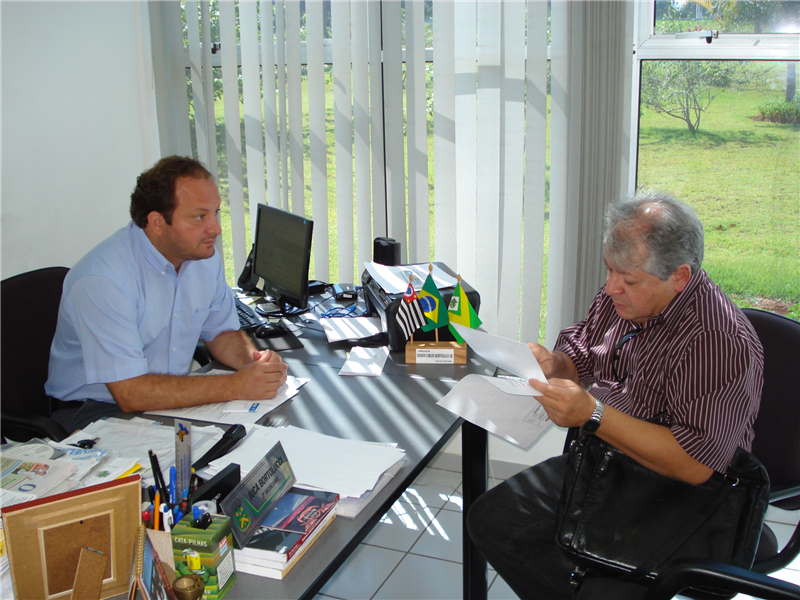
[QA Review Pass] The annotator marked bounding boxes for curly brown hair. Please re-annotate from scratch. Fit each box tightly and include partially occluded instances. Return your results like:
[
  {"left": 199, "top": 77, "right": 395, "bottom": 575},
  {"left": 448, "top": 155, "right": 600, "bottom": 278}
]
[{"left": 129, "top": 156, "right": 213, "bottom": 228}]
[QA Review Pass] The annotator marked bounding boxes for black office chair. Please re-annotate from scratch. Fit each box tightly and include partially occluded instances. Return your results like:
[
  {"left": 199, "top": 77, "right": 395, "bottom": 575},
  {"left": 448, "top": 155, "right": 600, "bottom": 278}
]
[
  {"left": 644, "top": 308, "right": 800, "bottom": 600},
  {"left": 1, "top": 266, "right": 70, "bottom": 443}
]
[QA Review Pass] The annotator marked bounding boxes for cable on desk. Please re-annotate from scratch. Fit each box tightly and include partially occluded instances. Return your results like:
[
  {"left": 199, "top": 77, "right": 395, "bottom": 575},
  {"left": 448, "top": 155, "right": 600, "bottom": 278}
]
[{"left": 320, "top": 303, "right": 365, "bottom": 318}]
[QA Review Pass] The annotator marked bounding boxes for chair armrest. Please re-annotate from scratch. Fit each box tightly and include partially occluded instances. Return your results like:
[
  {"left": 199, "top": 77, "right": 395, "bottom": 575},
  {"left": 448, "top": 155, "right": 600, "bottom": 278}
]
[
  {"left": 1, "top": 413, "right": 69, "bottom": 443},
  {"left": 754, "top": 518, "right": 800, "bottom": 575},
  {"left": 769, "top": 482, "right": 800, "bottom": 504},
  {"left": 645, "top": 557, "right": 800, "bottom": 600},
  {"left": 193, "top": 341, "right": 212, "bottom": 367}
]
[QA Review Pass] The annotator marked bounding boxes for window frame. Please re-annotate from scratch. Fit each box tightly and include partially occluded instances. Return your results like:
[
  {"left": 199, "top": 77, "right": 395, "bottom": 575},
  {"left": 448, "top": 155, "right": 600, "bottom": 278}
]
[{"left": 628, "top": 1, "right": 800, "bottom": 192}]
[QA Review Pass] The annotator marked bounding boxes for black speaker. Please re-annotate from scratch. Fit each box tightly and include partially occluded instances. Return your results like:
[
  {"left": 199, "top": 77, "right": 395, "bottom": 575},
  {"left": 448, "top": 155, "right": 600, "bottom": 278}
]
[
  {"left": 373, "top": 237, "right": 401, "bottom": 266},
  {"left": 238, "top": 244, "right": 259, "bottom": 292}
]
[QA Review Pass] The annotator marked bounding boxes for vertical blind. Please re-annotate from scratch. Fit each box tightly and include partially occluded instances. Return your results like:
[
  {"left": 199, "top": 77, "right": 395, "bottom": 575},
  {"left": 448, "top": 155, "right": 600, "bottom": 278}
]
[{"left": 171, "top": 0, "right": 632, "bottom": 345}]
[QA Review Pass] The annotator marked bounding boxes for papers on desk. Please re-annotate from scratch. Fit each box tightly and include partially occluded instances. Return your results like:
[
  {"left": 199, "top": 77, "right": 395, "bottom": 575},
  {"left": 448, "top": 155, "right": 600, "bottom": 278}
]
[
  {"left": 60, "top": 417, "right": 223, "bottom": 490},
  {"left": 320, "top": 316, "right": 383, "bottom": 343},
  {"left": 0, "top": 453, "right": 77, "bottom": 499},
  {"left": 339, "top": 346, "right": 390, "bottom": 377},
  {"left": 145, "top": 374, "right": 308, "bottom": 425},
  {"left": 437, "top": 374, "right": 552, "bottom": 448},
  {"left": 363, "top": 262, "right": 457, "bottom": 294},
  {"left": 200, "top": 425, "right": 406, "bottom": 518}
]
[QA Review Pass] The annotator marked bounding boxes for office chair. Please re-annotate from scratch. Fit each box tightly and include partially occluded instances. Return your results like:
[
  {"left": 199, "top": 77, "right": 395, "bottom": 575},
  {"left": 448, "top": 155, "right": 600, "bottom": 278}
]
[
  {"left": 1, "top": 266, "right": 70, "bottom": 443},
  {"left": 643, "top": 308, "right": 800, "bottom": 600}
]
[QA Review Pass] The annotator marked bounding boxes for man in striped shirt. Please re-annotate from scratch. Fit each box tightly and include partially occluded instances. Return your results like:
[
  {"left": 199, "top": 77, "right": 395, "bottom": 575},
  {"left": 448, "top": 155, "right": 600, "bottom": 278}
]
[{"left": 467, "top": 192, "right": 763, "bottom": 599}]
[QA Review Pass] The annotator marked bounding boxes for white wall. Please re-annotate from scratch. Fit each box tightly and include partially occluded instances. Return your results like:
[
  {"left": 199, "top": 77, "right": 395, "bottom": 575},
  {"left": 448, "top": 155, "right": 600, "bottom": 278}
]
[{"left": 1, "top": 1, "right": 160, "bottom": 278}]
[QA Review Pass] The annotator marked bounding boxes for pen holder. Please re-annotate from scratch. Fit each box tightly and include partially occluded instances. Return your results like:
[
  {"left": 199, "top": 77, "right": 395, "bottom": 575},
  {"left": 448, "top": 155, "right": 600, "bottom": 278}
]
[{"left": 171, "top": 513, "right": 236, "bottom": 600}]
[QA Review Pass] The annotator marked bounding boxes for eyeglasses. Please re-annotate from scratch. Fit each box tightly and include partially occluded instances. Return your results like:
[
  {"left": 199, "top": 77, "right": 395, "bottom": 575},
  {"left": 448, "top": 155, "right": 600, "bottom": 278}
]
[{"left": 611, "top": 329, "right": 643, "bottom": 383}]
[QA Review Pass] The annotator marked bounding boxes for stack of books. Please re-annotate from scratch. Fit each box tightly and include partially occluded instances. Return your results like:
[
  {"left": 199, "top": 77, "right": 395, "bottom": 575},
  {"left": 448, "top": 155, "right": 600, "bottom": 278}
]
[{"left": 234, "top": 487, "right": 338, "bottom": 579}]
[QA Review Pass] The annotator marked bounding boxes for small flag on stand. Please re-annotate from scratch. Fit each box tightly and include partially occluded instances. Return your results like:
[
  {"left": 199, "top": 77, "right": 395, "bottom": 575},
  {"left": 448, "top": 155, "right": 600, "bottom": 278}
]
[
  {"left": 396, "top": 279, "right": 427, "bottom": 342},
  {"left": 418, "top": 266, "right": 449, "bottom": 333},
  {"left": 447, "top": 275, "right": 481, "bottom": 344}
]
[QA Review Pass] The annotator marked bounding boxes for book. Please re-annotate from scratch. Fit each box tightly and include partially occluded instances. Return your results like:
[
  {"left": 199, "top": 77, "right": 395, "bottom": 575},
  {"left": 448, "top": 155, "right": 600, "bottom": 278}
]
[
  {"left": 129, "top": 525, "right": 176, "bottom": 600},
  {"left": 234, "top": 487, "right": 338, "bottom": 565},
  {"left": 234, "top": 510, "right": 337, "bottom": 580}
]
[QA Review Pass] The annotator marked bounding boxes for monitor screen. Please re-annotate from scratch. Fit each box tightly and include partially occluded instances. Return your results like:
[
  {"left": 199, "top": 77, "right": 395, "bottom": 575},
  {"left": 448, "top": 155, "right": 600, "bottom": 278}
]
[{"left": 252, "top": 204, "right": 314, "bottom": 314}]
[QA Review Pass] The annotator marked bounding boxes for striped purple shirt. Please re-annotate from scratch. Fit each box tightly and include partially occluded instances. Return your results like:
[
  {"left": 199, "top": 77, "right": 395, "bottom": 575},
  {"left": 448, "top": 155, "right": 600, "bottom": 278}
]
[{"left": 555, "top": 269, "right": 763, "bottom": 473}]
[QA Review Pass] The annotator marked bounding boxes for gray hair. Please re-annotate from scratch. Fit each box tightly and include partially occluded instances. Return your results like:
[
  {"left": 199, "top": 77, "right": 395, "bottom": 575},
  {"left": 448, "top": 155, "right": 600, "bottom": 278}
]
[{"left": 604, "top": 191, "right": 704, "bottom": 280}]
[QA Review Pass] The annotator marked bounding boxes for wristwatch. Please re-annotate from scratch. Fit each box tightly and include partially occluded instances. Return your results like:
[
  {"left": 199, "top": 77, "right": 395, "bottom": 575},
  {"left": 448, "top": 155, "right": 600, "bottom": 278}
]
[{"left": 582, "top": 399, "right": 605, "bottom": 434}]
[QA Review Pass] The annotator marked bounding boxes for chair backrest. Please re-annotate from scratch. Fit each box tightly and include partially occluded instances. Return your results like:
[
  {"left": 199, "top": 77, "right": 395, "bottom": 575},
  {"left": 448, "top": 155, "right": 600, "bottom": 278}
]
[
  {"left": 743, "top": 308, "right": 800, "bottom": 508},
  {"left": 1, "top": 267, "right": 69, "bottom": 418}
]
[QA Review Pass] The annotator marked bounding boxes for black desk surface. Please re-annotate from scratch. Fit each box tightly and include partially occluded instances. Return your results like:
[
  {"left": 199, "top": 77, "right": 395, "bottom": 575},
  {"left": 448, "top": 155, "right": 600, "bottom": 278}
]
[{"left": 224, "top": 305, "right": 494, "bottom": 599}]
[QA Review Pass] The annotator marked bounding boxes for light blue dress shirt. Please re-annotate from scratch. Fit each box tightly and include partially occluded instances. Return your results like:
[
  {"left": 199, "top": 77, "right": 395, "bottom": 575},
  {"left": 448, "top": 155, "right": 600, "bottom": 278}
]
[{"left": 46, "top": 222, "right": 239, "bottom": 403}]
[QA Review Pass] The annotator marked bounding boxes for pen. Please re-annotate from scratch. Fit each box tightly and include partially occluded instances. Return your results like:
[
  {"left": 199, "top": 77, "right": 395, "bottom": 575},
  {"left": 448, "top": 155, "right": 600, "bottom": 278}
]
[
  {"left": 148, "top": 450, "right": 169, "bottom": 504},
  {"left": 169, "top": 466, "right": 177, "bottom": 506},
  {"left": 154, "top": 490, "right": 161, "bottom": 531},
  {"left": 161, "top": 504, "right": 173, "bottom": 533}
]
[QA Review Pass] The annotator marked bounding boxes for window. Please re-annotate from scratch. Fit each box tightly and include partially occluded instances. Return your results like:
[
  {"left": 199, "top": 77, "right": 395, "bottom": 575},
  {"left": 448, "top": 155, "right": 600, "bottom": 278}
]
[{"left": 633, "top": 1, "right": 799, "bottom": 319}]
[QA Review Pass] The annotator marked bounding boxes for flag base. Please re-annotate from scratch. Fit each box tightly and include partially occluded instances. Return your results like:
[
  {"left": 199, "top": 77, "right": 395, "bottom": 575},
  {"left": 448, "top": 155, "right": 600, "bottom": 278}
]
[{"left": 405, "top": 341, "right": 467, "bottom": 364}]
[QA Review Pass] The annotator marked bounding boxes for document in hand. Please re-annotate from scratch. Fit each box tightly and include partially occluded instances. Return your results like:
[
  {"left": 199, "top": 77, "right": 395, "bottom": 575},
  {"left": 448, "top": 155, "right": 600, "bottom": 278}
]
[
  {"left": 437, "top": 374, "right": 552, "bottom": 448},
  {"left": 450, "top": 323, "right": 547, "bottom": 387}
]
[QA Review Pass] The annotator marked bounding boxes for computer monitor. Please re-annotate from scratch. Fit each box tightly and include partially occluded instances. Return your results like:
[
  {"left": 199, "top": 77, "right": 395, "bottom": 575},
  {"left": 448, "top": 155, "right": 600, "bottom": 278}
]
[{"left": 252, "top": 204, "right": 314, "bottom": 315}]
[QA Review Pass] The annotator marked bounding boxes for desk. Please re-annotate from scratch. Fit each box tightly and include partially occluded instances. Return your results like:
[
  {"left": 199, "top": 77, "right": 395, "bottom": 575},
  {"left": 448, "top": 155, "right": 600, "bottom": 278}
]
[{"left": 225, "top": 317, "right": 494, "bottom": 599}]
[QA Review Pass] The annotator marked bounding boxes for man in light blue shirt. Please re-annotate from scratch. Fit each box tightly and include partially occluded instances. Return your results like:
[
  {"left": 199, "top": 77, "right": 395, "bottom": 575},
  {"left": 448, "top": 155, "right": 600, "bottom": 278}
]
[{"left": 47, "top": 156, "right": 287, "bottom": 431}]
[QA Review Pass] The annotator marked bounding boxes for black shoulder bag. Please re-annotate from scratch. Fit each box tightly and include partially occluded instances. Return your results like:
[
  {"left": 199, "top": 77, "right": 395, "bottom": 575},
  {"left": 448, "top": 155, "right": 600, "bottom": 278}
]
[{"left": 555, "top": 429, "right": 770, "bottom": 583}]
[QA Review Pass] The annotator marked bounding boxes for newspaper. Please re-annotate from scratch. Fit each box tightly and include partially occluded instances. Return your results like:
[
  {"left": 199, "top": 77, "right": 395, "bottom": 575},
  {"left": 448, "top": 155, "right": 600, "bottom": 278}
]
[{"left": 0, "top": 455, "right": 76, "bottom": 499}]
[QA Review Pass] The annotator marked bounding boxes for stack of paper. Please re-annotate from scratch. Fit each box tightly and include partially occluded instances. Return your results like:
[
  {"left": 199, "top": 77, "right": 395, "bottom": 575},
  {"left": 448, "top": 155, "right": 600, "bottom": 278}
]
[
  {"left": 145, "top": 374, "right": 308, "bottom": 425},
  {"left": 201, "top": 425, "right": 406, "bottom": 518},
  {"left": 59, "top": 417, "right": 223, "bottom": 490}
]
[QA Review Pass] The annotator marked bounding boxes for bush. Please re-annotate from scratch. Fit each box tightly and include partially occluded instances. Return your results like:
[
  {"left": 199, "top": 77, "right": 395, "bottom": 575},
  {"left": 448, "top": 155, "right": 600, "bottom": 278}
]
[{"left": 752, "top": 98, "right": 800, "bottom": 124}]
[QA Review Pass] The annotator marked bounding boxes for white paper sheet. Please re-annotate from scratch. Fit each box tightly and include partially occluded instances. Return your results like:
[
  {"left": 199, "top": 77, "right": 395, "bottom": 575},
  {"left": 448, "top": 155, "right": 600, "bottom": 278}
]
[
  {"left": 202, "top": 425, "right": 406, "bottom": 501},
  {"left": 437, "top": 374, "right": 552, "bottom": 448},
  {"left": 145, "top": 375, "right": 308, "bottom": 425},
  {"left": 321, "top": 316, "right": 383, "bottom": 342},
  {"left": 363, "top": 262, "right": 457, "bottom": 294},
  {"left": 451, "top": 324, "right": 547, "bottom": 389},
  {"left": 339, "top": 346, "right": 390, "bottom": 377},
  {"left": 61, "top": 417, "right": 222, "bottom": 488}
]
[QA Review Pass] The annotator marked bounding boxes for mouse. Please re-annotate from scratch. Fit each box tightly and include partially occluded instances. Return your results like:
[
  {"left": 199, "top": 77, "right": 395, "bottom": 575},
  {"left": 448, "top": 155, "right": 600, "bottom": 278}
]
[{"left": 255, "top": 323, "right": 286, "bottom": 339}]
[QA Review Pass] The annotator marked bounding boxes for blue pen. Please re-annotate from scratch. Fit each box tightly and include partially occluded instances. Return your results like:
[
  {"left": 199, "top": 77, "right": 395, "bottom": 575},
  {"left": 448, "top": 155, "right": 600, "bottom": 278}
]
[{"left": 169, "top": 466, "right": 177, "bottom": 505}]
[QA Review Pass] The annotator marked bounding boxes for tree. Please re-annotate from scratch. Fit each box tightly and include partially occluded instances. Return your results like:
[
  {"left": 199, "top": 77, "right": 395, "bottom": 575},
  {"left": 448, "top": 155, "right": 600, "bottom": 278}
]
[{"left": 640, "top": 60, "right": 756, "bottom": 133}]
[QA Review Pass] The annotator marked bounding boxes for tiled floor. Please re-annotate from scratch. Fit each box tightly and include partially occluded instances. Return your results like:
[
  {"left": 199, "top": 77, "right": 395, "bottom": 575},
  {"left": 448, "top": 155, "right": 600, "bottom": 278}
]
[{"left": 316, "top": 451, "right": 800, "bottom": 600}]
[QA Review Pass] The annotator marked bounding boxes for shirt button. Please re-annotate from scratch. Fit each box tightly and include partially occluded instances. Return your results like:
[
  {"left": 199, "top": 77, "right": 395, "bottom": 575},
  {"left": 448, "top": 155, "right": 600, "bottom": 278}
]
[
  {"left": 172, "top": 347, "right": 176, "bottom": 352},
  {"left": 174, "top": 313, "right": 178, "bottom": 317}
]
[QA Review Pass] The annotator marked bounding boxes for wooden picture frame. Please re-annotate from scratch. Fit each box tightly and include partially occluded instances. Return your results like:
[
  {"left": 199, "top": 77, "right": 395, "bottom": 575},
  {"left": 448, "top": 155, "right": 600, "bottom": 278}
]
[{"left": 2, "top": 474, "right": 141, "bottom": 600}]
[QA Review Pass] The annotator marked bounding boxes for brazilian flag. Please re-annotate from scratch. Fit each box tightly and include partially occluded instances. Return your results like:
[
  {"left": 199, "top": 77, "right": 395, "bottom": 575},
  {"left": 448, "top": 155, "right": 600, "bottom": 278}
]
[{"left": 417, "top": 273, "right": 448, "bottom": 332}]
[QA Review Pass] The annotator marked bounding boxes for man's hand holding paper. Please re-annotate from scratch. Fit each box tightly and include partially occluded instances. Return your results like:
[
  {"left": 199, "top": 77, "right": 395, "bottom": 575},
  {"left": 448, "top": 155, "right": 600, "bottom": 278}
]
[{"left": 450, "top": 324, "right": 548, "bottom": 393}]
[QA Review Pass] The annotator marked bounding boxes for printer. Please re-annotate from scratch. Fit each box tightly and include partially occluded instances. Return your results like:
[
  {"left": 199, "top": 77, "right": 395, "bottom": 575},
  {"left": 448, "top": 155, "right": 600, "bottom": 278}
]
[{"left": 361, "top": 262, "right": 481, "bottom": 352}]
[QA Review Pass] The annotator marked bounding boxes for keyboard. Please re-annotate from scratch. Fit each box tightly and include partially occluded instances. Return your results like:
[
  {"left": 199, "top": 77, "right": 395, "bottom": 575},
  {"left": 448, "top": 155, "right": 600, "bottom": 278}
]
[{"left": 235, "top": 296, "right": 268, "bottom": 329}]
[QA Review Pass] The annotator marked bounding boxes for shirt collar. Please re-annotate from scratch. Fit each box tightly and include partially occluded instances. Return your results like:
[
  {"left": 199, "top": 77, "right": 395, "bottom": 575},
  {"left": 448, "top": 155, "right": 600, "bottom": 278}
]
[
  {"left": 129, "top": 221, "right": 176, "bottom": 275},
  {"left": 641, "top": 268, "right": 707, "bottom": 329}
]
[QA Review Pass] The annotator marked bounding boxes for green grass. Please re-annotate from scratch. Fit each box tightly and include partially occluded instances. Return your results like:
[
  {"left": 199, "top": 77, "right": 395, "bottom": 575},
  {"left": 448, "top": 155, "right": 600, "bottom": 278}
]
[{"left": 638, "top": 84, "right": 800, "bottom": 308}]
